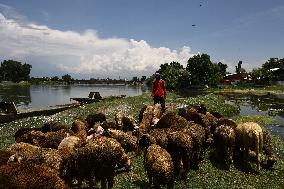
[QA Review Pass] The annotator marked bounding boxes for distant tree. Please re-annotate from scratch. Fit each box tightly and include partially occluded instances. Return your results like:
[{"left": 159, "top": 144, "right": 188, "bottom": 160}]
[
  {"left": 0, "top": 60, "right": 32, "bottom": 82},
  {"left": 141, "top": 76, "right": 147, "bottom": 82},
  {"left": 160, "top": 61, "right": 184, "bottom": 90},
  {"left": 186, "top": 54, "right": 223, "bottom": 86},
  {"left": 217, "top": 62, "right": 228, "bottom": 77},
  {"left": 250, "top": 68, "right": 276, "bottom": 84},
  {"left": 132, "top": 76, "right": 139, "bottom": 82},
  {"left": 62, "top": 74, "right": 73, "bottom": 83},
  {"left": 51, "top": 76, "right": 60, "bottom": 81},
  {"left": 262, "top": 58, "right": 284, "bottom": 70}
]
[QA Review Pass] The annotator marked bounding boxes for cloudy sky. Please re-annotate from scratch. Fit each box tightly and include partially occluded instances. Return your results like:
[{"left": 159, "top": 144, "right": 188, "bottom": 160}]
[{"left": 0, "top": 0, "right": 283, "bottom": 79}]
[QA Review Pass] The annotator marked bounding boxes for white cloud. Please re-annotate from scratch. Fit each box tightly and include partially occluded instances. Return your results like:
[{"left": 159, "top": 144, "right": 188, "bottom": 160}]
[{"left": 0, "top": 11, "right": 195, "bottom": 78}]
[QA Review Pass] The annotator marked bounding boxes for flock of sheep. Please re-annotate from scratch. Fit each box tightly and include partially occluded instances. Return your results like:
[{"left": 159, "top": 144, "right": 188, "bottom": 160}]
[{"left": 0, "top": 103, "right": 278, "bottom": 189}]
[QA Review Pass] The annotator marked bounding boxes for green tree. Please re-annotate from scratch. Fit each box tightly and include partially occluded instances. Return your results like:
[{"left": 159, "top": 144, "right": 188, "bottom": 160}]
[
  {"left": 0, "top": 60, "right": 32, "bottom": 82},
  {"left": 62, "top": 74, "right": 73, "bottom": 83},
  {"left": 250, "top": 68, "right": 277, "bottom": 84},
  {"left": 160, "top": 61, "right": 184, "bottom": 90},
  {"left": 186, "top": 54, "right": 223, "bottom": 86},
  {"left": 51, "top": 76, "right": 60, "bottom": 81}
]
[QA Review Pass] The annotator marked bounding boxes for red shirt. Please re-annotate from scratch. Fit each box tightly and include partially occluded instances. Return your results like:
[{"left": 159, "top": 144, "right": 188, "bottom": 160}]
[{"left": 152, "top": 79, "right": 166, "bottom": 97}]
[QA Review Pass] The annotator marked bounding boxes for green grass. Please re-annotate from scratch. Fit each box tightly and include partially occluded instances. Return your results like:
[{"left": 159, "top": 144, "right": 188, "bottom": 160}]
[
  {"left": 0, "top": 92, "right": 283, "bottom": 188},
  {"left": 236, "top": 115, "right": 276, "bottom": 125}
]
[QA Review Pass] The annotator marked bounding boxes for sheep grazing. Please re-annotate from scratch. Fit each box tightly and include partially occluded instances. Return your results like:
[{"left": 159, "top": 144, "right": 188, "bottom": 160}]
[
  {"left": 139, "top": 105, "right": 154, "bottom": 135},
  {"left": 85, "top": 113, "right": 107, "bottom": 130},
  {"left": 152, "top": 103, "right": 162, "bottom": 126},
  {"left": 235, "top": 122, "right": 263, "bottom": 172},
  {"left": 144, "top": 144, "right": 174, "bottom": 189},
  {"left": 14, "top": 127, "right": 42, "bottom": 143},
  {"left": 138, "top": 104, "right": 148, "bottom": 123},
  {"left": 121, "top": 115, "right": 137, "bottom": 132},
  {"left": 115, "top": 111, "right": 124, "bottom": 130},
  {"left": 0, "top": 162, "right": 67, "bottom": 189},
  {"left": 71, "top": 119, "right": 88, "bottom": 142},
  {"left": 41, "top": 121, "right": 70, "bottom": 133},
  {"left": 156, "top": 111, "right": 189, "bottom": 131},
  {"left": 58, "top": 136, "right": 83, "bottom": 161},
  {"left": 167, "top": 131, "right": 193, "bottom": 178},
  {"left": 62, "top": 136, "right": 131, "bottom": 188},
  {"left": 183, "top": 123, "right": 206, "bottom": 169},
  {"left": 101, "top": 121, "right": 117, "bottom": 130},
  {"left": 213, "top": 125, "right": 236, "bottom": 168},
  {"left": 178, "top": 108, "right": 204, "bottom": 127},
  {"left": 148, "top": 128, "right": 169, "bottom": 149},
  {"left": 262, "top": 130, "right": 278, "bottom": 168},
  {"left": 104, "top": 129, "right": 139, "bottom": 155},
  {"left": 7, "top": 142, "right": 63, "bottom": 174}
]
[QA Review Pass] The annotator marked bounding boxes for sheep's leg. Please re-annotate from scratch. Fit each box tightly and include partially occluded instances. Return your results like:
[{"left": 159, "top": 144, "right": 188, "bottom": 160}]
[
  {"left": 88, "top": 176, "right": 96, "bottom": 189},
  {"left": 153, "top": 178, "right": 161, "bottom": 189},
  {"left": 107, "top": 176, "right": 114, "bottom": 189},
  {"left": 101, "top": 178, "right": 107, "bottom": 189},
  {"left": 147, "top": 171, "right": 152, "bottom": 186}
]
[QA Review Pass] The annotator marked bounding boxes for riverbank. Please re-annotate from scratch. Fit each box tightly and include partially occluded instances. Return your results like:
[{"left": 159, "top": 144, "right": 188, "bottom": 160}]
[{"left": 0, "top": 92, "right": 283, "bottom": 188}]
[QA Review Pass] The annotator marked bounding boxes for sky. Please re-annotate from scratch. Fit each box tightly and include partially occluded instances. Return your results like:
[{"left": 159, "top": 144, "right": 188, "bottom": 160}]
[{"left": 0, "top": 0, "right": 283, "bottom": 79}]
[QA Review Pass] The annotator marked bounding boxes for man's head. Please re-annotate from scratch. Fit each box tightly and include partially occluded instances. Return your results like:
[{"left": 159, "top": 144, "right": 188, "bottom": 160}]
[{"left": 154, "top": 72, "right": 160, "bottom": 80}]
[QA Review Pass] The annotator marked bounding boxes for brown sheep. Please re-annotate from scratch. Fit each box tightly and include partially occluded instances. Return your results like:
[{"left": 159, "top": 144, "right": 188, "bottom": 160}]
[
  {"left": 235, "top": 122, "right": 263, "bottom": 172},
  {"left": 156, "top": 111, "right": 189, "bottom": 131},
  {"left": 0, "top": 149, "right": 13, "bottom": 166},
  {"left": 103, "top": 129, "right": 139, "bottom": 155},
  {"left": 18, "top": 129, "right": 72, "bottom": 149},
  {"left": 115, "top": 111, "right": 124, "bottom": 130},
  {"left": 58, "top": 136, "right": 83, "bottom": 161},
  {"left": 144, "top": 144, "right": 174, "bottom": 189},
  {"left": 41, "top": 121, "right": 70, "bottom": 133},
  {"left": 85, "top": 113, "right": 107, "bottom": 130},
  {"left": 262, "top": 130, "right": 278, "bottom": 168},
  {"left": 139, "top": 105, "right": 154, "bottom": 136},
  {"left": 138, "top": 104, "right": 147, "bottom": 123},
  {"left": 71, "top": 119, "right": 88, "bottom": 142},
  {"left": 183, "top": 123, "right": 206, "bottom": 169},
  {"left": 0, "top": 162, "right": 67, "bottom": 189},
  {"left": 152, "top": 103, "right": 162, "bottom": 126},
  {"left": 62, "top": 136, "right": 131, "bottom": 188},
  {"left": 167, "top": 131, "right": 193, "bottom": 178},
  {"left": 7, "top": 142, "right": 63, "bottom": 174},
  {"left": 213, "top": 125, "right": 236, "bottom": 168},
  {"left": 14, "top": 127, "right": 42, "bottom": 143},
  {"left": 121, "top": 115, "right": 137, "bottom": 132}
]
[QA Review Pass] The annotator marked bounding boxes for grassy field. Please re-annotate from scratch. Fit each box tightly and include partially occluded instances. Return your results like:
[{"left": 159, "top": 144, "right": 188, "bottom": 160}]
[{"left": 0, "top": 92, "right": 283, "bottom": 188}]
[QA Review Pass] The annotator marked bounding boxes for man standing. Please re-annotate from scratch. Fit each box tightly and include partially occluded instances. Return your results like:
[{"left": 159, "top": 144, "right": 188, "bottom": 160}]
[{"left": 152, "top": 72, "right": 166, "bottom": 113}]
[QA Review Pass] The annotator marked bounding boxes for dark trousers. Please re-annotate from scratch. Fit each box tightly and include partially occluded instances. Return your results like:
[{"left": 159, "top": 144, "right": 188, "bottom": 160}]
[{"left": 153, "top": 96, "right": 165, "bottom": 113}]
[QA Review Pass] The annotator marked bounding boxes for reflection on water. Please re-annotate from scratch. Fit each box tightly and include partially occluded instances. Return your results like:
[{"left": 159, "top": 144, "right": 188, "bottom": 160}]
[
  {"left": 222, "top": 93, "right": 284, "bottom": 138},
  {"left": 0, "top": 84, "right": 149, "bottom": 111}
]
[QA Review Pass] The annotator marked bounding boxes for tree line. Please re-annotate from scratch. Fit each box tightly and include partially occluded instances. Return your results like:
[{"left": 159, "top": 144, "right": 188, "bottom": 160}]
[{"left": 1, "top": 56, "right": 284, "bottom": 88}]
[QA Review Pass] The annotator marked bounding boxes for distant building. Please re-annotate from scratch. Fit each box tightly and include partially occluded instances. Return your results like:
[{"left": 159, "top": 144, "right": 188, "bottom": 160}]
[{"left": 222, "top": 61, "right": 249, "bottom": 84}]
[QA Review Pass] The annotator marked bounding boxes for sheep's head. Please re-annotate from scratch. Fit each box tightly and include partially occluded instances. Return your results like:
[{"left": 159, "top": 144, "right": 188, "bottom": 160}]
[{"left": 266, "top": 154, "right": 277, "bottom": 168}]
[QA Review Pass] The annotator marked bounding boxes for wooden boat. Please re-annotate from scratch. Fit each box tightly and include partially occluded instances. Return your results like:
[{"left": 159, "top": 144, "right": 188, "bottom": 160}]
[{"left": 0, "top": 103, "right": 80, "bottom": 124}]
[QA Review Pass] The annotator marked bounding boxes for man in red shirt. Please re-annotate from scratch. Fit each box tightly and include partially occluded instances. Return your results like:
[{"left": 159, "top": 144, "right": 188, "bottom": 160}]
[{"left": 152, "top": 72, "right": 166, "bottom": 112}]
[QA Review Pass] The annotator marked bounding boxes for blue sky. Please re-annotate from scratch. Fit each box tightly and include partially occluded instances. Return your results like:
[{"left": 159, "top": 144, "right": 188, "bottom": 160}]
[{"left": 0, "top": 0, "right": 283, "bottom": 79}]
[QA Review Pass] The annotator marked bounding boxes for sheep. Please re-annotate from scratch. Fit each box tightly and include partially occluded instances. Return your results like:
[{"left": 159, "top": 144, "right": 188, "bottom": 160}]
[
  {"left": 213, "top": 125, "right": 236, "bottom": 168},
  {"left": 262, "top": 130, "right": 278, "bottom": 168},
  {"left": 156, "top": 111, "right": 189, "bottom": 131},
  {"left": 6, "top": 142, "right": 63, "bottom": 174},
  {"left": 101, "top": 121, "right": 118, "bottom": 130},
  {"left": 144, "top": 144, "right": 174, "bottom": 189},
  {"left": 235, "top": 122, "right": 263, "bottom": 172},
  {"left": 0, "top": 162, "right": 67, "bottom": 189},
  {"left": 167, "top": 131, "right": 193, "bottom": 178},
  {"left": 139, "top": 105, "right": 154, "bottom": 136},
  {"left": 62, "top": 136, "right": 131, "bottom": 188},
  {"left": 85, "top": 113, "right": 107, "bottom": 130},
  {"left": 121, "top": 115, "right": 137, "bottom": 132},
  {"left": 71, "top": 119, "right": 88, "bottom": 142},
  {"left": 152, "top": 103, "right": 162, "bottom": 126},
  {"left": 183, "top": 123, "right": 206, "bottom": 169},
  {"left": 103, "top": 129, "right": 139, "bottom": 155},
  {"left": 41, "top": 121, "right": 70, "bottom": 133},
  {"left": 58, "top": 136, "right": 83, "bottom": 161},
  {"left": 115, "top": 111, "right": 124, "bottom": 130},
  {"left": 138, "top": 104, "right": 147, "bottom": 123},
  {"left": 148, "top": 128, "right": 169, "bottom": 149},
  {"left": 14, "top": 127, "right": 42, "bottom": 143},
  {"left": 19, "top": 129, "right": 72, "bottom": 149}
]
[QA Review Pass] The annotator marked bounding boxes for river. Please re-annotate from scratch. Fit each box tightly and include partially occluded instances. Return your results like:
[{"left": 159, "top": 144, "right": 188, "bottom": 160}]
[{"left": 0, "top": 85, "right": 283, "bottom": 138}]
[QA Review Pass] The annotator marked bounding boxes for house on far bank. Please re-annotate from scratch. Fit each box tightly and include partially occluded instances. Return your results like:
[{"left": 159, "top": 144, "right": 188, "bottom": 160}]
[{"left": 222, "top": 61, "right": 249, "bottom": 84}]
